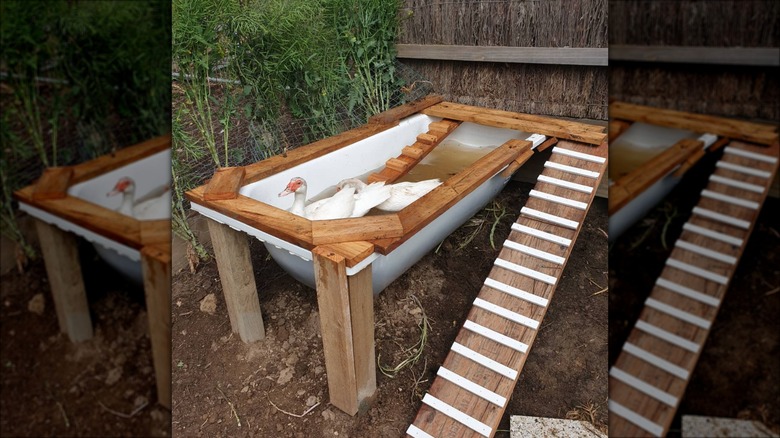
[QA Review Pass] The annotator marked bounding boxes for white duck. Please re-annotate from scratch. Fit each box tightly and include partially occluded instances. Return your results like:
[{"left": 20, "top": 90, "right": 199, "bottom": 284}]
[
  {"left": 107, "top": 177, "right": 171, "bottom": 220},
  {"left": 337, "top": 178, "right": 441, "bottom": 211},
  {"left": 279, "top": 177, "right": 391, "bottom": 220}
]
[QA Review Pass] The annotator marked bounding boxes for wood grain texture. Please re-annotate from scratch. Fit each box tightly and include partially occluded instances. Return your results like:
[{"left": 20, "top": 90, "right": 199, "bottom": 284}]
[
  {"left": 311, "top": 215, "right": 404, "bottom": 246},
  {"left": 203, "top": 167, "right": 245, "bottom": 201},
  {"left": 318, "top": 241, "right": 375, "bottom": 268},
  {"left": 141, "top": 244, "right": 172, "bottom": 408},
  {"left": 609, "top": 139, "right": 779, "bottom": 437},
  {"left": 14, "top": 135, "right": 172, "bottom": 250},
  {"left": 671, "top": 148, "right": 706, "bottom": 178},
  {"left": 534, "top": 137, "right": 559, "bottom": 153},
  {"left": 409, "top": 139, "right": 608, "bottom": 437},
  {"left": 367, "top": 118, "right": 461, "bottom": 184},
  {"left": 499, "top": 148, "right": 536, "bottom": 178},
  {"left": 377, "top": 140, "right": 527, "bottom": 254},
  {"left": 70, "top": 134, "right": 170, "bottom": 184},
  {"left": 207, "top": 219, "right": 265, "bottom": 342},
  {"left": 16, "top": 190, "right": 143, "bottom": 248},
  {"left": 445, "top": 140, "right": 530, "bottom": 195},
  {"left": 397, "top": 44, "right": 608, "bottom": 66},
  {"left": 187, "top": 188, "right": 313, "bottom": 249},
  {"left": 312, "top": 247, "right": 359, "bottom": 415},
  {"left": 368, "top": 94, "right": 443, "bottom": 124},
  {"left": 609, "top": 138, "right": 703, "bottom": 215},
  {"left": 609, "top": 119, "right": 632, "bottom": 142},
  {"left": 609, "top": 101, "right": 778, "bottom": 145},
  {"left": 609, "top": 45, "right": 780, "bottom": 66},
  {"left": 348, "top": 266, "right": 377, "bottom": 412},
  {"left": 32, "top": 167, "right": 73, "bottom": 200},
  {"left": 422, "top": 102, "right": 607, "bottom": 145},
  {"left": 35, "top": 220, "right": 93, "bottom": 342}
]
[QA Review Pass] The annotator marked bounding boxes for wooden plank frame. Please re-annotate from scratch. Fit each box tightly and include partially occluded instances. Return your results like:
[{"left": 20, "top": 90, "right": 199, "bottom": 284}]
[
  {"left": 608, "top": 102, "right": 778, "bottom": 216},
  {"left": 186, "top": 100, "right": 605, "bottom": 261},
  {"left": 396, "top": 44, "right": 609, "bottom": 66},
  {"left": 609, "top": 139, "right": 780, "bottom": 437},
  {"left": 12, "top": 134, "right": 173, "bottom": 408},
  {"left": 15, "top": 135, "right": 172, "bottom": 250},
  {"left": 608, "top": 45, "right": 780, "bottom": 67},
  {"left": 186, "top": 98, "right": 604, "bottom": 416},
  {"left": 609, "top": 101, "right": 779, "bottom": 145}
]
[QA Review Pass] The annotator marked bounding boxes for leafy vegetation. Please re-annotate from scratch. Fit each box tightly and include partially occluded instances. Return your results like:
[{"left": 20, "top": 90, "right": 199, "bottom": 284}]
[
  {"left": 172, "top": 0, "right": 407, "bottom": 258},
  {"left": 0, "top": 0, "right": 171, "bottom": 259}
]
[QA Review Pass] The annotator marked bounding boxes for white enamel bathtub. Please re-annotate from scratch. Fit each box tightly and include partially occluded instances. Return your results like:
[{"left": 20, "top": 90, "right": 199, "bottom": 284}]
[
  {"left": 19, "top": 148, "right": 171, "bottom": 282},
  {"left": 608, "top": 122, "right": 715, "bottom": 242},
  {"left": 192, "top": 113, "right": 541, "bottom": 294}
]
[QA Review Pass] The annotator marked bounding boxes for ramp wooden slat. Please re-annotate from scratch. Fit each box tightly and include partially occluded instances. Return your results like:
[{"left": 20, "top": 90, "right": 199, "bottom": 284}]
[
  {"left": 407, "top": 139, "right": 608, "bottom": 438},
  {"left": 367, "top": 119, "right": 461, "bottom": 184},
  {"left": 609, "top": 140, "right": 779, "bottom": 437}
]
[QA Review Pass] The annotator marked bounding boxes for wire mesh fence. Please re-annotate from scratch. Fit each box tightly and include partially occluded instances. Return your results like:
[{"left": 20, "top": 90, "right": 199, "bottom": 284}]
[{"left": 171, "top": 59, "right": 435, "bottom": 257}]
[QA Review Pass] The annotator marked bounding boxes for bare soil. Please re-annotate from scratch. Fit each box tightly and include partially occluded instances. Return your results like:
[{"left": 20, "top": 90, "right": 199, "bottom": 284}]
[
  {"left": 0, "top": 241, "right": 171, "bottom": 437},
  {"left": 171, "top": 180, "right": 609, "bottom": 437},
  {"left": 609, "top": 151, "right": 780, "bottom": 436}
]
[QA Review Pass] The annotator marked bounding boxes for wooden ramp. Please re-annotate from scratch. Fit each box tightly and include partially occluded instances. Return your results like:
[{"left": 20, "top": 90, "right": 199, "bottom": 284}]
[
  {"left": 608, "top": 140, "right": 780, "bottom": 437},
  {"left": 407, "top": 140, "right": 608, "bottom": 438}
]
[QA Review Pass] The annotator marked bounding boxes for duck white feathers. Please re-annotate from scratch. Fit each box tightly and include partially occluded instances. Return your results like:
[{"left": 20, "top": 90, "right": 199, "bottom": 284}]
[
  {"left": 279, "top": 177, "right": 390, "bottom": 220},
  {"left": 337, "top": 178, "right": 441, "bottom": 211},
  {"left": 107, "top": 177, "right": 171, "bottom": 220}
]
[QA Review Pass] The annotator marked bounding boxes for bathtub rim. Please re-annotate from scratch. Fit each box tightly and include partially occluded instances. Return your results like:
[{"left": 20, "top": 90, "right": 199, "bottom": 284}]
[
  {"left": 186, "top": 121, "right": 533, "bottom": 267},
  {"left": 13, "top": 134, "right": 172, "bottom": 256}
]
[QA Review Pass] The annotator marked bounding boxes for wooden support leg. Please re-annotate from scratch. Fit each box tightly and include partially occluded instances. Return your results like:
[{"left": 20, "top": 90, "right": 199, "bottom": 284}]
[
  {"left": 34, "top": 220, "right": 93, "bottom": 342},
  {"left": 312, "top": 246, "right": 376, "bottom": 416},
  {"left": 141, "top": 244, "right": 171, "bottom": 409},
  {"left": 206, "top": 219, "right": 265, "bottom": 342}
]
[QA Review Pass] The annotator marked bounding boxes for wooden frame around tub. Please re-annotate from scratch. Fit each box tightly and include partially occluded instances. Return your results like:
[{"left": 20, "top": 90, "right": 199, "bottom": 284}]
[
  {"left": 186, "top": 96, "right": 607, "bottom": 257},
  {"left": 608, "top": 101, "right": 779, "bottom": 215},
  {"left": 13, "top": 134, "right": 172, "bottom": 409},
  {"left": 185, "top": 95, "right": 607, "bottom": 416}
]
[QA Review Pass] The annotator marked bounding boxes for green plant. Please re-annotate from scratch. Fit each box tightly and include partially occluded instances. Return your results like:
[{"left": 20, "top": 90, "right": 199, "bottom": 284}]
[
  {"left": 378, "top": 294, "right": 429, "bottom": 378},
  {"left": 0, "top": 0, "right": 171, "bottom": 261},
  {"left": 332, "top": 0, "right": 404, "bottom": 116},
  {"left": 171, "top": 0, "right": 407, "bottom": 261},
  {"left": 456, "top": 201, "right": 508, "bottom": 250}
]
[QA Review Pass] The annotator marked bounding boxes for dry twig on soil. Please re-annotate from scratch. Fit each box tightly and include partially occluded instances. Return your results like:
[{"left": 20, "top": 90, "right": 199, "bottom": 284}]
[
  {"left": 267, "top": 395, "right": 320, "bottom": 418},
  {"left": 216, "top": 386, "right": 241, "bottom": 427},
  {"left": 98, "top": 400, "right": 148, "bottom": 419}
]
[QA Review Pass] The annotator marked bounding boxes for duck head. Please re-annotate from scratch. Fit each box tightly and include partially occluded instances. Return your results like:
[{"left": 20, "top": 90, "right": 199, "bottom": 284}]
[
  {"left": 107, "top": 177, "right": 136, "bottom": 197},
  {"left": 336, "top": 178, "right": 365, "bottom": 192},
  {"left": 279, "top": 177, "right": 306, "bottom": 197}
]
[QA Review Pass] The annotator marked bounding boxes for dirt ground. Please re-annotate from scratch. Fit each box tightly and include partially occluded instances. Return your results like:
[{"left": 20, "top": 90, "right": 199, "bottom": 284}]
[
  {"left": 171, "top": 179, "right": 609, "bottom": 437},
  {"left": 0, "top": 241, "right": 171, "bottom": 437},
  {"left": 609, "top": 151, "right": 780, "bottom": 436}
]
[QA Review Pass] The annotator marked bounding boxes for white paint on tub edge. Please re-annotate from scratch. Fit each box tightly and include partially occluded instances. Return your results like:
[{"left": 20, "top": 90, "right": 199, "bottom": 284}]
[{"left": 19, "top": 202, "right": 140, "bottom": 262}]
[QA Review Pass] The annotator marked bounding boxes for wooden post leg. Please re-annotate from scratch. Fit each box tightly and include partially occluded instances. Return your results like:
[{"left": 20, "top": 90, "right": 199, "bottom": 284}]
[
  {"left": 312, "top": 246, "right": 376, "bottom": 415},
  {"left": 206, "top": 219, "right": 265, "bottom": 342},
  {"left": 141, "top": 244, "right": 171, "bottom": 409},
  {"left": 34, "top": 220, "right": 93, "bottom": 342}
]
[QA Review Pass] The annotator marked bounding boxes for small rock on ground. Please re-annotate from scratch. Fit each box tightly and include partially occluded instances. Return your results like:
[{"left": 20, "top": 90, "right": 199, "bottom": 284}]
[
  {"left": 199, "top": 294, "right": 217, "bottom": 314},
  {"left": 27, "top": 293, "right": 45, "bottom": 315}
]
